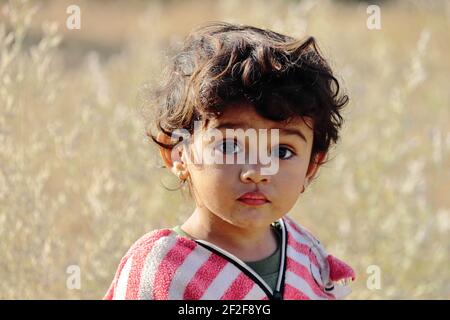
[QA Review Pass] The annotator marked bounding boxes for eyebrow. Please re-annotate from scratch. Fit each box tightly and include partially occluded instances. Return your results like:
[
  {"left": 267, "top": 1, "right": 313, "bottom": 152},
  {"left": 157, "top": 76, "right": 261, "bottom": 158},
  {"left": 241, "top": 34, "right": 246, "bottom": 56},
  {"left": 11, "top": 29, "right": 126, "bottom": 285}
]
[{"left": 210, "top": 121, "right": 308, "bottom": 143}]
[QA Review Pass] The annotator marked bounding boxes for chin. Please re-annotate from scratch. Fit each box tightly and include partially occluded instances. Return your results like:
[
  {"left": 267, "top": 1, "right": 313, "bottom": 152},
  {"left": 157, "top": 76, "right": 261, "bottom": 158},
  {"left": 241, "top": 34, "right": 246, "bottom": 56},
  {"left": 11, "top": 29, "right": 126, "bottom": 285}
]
[{"left": 229, "top": 213, "right": 274, "bottom": 229}]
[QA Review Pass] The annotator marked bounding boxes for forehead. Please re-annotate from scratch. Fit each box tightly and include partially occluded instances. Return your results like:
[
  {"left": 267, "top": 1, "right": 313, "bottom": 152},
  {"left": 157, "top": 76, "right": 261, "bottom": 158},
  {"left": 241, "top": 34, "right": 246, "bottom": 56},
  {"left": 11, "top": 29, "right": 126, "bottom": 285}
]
[{"left": 205, "top": 102, "right": 313, "bottom": 141}]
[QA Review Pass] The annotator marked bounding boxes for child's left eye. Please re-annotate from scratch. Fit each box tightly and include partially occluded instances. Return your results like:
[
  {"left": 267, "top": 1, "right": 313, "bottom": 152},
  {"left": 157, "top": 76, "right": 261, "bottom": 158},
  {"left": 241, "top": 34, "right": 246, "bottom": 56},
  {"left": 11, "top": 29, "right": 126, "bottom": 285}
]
[{"left": 272, "top": 146, "right": 295, "bottom": 159}]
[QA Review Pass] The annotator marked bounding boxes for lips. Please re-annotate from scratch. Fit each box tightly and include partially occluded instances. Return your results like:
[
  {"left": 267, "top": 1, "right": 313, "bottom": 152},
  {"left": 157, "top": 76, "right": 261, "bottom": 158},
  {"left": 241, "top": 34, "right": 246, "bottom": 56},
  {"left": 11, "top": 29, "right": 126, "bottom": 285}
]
[{"left": 237, "top": 191, "right": 270, "bottom": 206}]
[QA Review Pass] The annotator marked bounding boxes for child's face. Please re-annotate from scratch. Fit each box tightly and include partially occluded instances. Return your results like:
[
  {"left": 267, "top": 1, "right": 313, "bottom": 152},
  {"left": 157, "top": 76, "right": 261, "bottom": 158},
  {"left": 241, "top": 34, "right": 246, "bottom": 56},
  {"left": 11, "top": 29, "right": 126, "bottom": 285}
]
[{"left": 180, "top": 102, "right": 325, "bottom": 229}]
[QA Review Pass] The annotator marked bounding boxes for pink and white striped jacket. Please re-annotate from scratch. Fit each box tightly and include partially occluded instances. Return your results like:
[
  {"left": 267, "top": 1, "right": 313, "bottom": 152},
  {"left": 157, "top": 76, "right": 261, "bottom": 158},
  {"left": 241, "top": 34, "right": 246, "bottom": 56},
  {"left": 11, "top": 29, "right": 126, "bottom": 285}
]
[{"left": 103, "top": 215, "right": 355, "bottom": 300}]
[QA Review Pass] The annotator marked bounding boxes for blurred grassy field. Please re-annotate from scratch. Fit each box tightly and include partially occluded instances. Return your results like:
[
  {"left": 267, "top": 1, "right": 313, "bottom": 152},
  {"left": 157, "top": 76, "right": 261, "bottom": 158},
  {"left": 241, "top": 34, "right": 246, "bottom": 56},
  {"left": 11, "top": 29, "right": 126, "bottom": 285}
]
[{"left": 0, "top": 0, "right": 449, "bottom": 299}]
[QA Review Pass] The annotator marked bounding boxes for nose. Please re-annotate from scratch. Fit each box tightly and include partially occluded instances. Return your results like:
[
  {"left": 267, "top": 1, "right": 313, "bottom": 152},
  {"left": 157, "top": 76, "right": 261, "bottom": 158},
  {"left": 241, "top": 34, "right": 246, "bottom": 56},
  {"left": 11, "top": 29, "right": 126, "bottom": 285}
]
[{"left": 240, "top": 165, "right": 270, "bottom": 184}]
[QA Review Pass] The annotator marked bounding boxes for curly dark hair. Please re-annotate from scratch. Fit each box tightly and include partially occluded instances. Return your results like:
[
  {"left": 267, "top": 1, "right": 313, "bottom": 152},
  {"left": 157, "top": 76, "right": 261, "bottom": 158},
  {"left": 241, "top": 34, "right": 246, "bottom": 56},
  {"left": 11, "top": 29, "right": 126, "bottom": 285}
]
[{"left": 147, "top": 21, "right": 348, "bottom": 168}]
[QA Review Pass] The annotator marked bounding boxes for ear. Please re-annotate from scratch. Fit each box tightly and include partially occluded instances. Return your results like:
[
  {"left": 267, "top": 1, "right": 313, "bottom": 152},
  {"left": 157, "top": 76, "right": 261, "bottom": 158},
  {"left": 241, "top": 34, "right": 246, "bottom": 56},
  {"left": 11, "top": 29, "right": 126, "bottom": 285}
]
[
  {"left": 156, "top": 132, "right": 188, "bottom": 178},
  {"left": 305, "top": 152, "right": 327, "bottom": 186}
]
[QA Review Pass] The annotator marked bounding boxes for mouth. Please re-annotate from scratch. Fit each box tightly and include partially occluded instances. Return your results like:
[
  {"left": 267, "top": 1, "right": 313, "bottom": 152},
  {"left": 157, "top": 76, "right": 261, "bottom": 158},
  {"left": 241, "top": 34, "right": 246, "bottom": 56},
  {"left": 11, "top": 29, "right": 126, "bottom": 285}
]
[{"left": 237, "top": 191, "right": 270, "bottom": 206}]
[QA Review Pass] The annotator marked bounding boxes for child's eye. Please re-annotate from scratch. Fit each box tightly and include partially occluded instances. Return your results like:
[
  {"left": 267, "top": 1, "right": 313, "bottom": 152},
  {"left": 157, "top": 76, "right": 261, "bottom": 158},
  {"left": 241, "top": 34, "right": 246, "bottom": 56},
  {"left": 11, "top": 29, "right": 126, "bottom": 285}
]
[
  {"left": 217, "top": 139, "right": 241, "bottom": 154},
  {"left": 272, "top": 145, "right": 295, "bottom": 160}
]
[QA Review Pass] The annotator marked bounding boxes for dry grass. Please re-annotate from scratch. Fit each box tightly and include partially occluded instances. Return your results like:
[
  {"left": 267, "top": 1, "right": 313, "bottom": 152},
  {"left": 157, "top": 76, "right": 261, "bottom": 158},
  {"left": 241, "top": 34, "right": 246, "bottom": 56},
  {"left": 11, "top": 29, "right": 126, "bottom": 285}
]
[{"left": 0, "top": 0, "right": 449, "bottom": 299}]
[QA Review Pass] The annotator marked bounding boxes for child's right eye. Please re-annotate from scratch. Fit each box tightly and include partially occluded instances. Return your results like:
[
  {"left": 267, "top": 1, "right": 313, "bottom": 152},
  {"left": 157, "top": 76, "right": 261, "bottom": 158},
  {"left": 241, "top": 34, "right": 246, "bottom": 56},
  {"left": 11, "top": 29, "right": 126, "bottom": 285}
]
[{"left": 216, "top": 139, "right": 241, "bottom": 154}]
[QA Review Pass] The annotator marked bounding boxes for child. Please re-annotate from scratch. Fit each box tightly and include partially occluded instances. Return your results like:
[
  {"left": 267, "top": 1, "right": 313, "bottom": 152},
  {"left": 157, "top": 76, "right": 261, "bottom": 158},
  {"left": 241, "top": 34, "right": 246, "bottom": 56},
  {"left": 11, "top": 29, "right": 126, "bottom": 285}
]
[{"left": 103, "top": 22, "right": 355, "bottom": 300}]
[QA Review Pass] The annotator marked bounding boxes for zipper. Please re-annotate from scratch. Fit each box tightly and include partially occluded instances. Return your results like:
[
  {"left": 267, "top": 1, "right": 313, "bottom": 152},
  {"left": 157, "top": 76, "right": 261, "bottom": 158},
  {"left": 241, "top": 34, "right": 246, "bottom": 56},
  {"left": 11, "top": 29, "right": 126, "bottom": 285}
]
[{"left": 194, "top": 218, "right": 287, "bottom": 300}]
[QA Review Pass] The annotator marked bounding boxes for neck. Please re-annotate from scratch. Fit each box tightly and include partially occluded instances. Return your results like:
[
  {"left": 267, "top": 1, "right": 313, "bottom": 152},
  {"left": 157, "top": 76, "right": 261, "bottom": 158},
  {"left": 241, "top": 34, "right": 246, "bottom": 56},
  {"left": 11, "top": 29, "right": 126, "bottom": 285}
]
[{"left": 181, "top": 208, "right": 278, "bottom": 262}]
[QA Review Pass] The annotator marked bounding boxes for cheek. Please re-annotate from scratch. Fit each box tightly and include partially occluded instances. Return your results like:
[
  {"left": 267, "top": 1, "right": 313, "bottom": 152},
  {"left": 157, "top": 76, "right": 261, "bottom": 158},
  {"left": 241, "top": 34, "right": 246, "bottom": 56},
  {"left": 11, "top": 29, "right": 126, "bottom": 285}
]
[
  {"left": 273, "top": 161, "right": 308, "bottom": 201},
  {"left": 274, "top": 173, "right": 302, "bottom": 197},
  {"left": 188, "top": 164, "right": 238, "bottom": 203}
]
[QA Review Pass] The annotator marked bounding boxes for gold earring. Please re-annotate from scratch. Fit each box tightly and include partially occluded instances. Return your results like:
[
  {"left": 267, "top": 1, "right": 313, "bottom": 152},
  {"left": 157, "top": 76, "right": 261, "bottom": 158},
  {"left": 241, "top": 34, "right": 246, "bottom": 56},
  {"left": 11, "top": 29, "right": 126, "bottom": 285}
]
[{"left": 304, "top": 178, "right": 311, "bottom": 191}]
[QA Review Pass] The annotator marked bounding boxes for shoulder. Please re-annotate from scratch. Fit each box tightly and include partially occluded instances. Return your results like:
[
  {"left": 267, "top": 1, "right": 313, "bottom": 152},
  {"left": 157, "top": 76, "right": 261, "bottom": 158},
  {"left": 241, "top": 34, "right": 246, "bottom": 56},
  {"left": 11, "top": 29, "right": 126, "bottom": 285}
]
[
  {"left": 103, "top": 228, "right": 186, "bottom": 300},
  {"left": 282, "top": 215, "right": 356, "bottom": 299},
  {"left": 126, "top": 228, "right": 179, "bottom": 259},
  {"left": 282, "top": 214, "right": 325, "bottom": 254}
]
